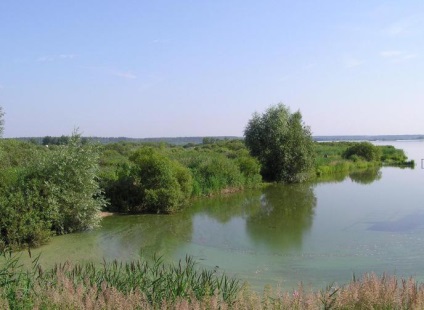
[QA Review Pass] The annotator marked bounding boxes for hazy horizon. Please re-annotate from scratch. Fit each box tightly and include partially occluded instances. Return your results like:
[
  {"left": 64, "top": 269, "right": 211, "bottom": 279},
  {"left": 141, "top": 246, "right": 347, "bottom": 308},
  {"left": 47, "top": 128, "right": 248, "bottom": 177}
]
[
  {"left": 1, "top": 1, "right": 423, "bottom": 138},
  {"left": 7, "top": 134, "right": 424, "bottom": 140}
]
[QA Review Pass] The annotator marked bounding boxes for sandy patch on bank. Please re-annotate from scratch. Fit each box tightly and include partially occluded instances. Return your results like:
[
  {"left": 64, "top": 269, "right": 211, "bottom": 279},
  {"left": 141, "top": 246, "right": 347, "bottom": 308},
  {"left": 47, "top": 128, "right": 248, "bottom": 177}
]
[{"left": 100, "top": 211, "right": 114, "bottom": 218}]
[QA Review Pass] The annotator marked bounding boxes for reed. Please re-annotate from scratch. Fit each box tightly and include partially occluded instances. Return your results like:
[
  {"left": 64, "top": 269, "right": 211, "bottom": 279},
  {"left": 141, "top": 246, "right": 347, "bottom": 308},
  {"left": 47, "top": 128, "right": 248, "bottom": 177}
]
[
  {"left": 0, "top": 251, "right": 240, "bottom": 309},
  {"left": 3, "top": 250, "right": 424, "bottom": 309}
]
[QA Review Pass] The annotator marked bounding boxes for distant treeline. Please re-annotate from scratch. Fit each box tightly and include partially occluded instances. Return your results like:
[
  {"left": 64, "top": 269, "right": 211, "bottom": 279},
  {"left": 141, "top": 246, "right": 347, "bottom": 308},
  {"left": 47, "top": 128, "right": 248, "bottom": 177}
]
[
  {"left": 314, "top": 134, "right": 424, "bottom": 141},
  {"left": 11, "top": 134, "right": 424, "bottom": 146},
  {"left": 12, "top": 136, "right": 242, "bottom": 146}
]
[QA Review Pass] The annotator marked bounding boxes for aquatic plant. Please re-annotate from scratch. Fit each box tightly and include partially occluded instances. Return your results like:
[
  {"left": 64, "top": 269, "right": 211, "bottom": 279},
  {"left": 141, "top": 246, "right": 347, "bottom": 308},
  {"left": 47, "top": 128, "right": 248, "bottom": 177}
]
[{"left": 0, "top": 251, "right": 240, "bottom": 309}]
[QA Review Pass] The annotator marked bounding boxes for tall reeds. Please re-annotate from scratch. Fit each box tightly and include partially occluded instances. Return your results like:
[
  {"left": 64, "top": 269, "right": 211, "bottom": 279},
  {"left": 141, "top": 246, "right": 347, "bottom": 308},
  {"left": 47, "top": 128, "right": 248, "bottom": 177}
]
[{"left": 3, "top": 251, "right": 424, "bottom": 309}]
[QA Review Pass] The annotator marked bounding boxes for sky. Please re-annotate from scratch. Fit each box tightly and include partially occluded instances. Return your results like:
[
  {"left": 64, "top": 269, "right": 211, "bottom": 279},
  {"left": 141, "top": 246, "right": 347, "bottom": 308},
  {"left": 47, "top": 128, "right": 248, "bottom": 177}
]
[{"left": 1, "top": 1, "right": 423, "bottom": 138}]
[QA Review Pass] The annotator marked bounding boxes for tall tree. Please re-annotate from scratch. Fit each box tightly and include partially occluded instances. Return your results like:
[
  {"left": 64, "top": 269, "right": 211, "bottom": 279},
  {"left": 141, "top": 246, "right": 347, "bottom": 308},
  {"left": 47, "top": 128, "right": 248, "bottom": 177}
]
[{"left": 244, "top": 103, "right": 315, "bottom": 183}]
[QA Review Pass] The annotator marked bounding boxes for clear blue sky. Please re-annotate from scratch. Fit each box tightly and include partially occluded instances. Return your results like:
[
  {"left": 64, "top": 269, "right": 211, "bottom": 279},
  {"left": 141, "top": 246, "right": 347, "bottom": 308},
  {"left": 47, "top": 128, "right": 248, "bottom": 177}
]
[{"left": 1, "top": 1, "right": 423, "bottom": 138}]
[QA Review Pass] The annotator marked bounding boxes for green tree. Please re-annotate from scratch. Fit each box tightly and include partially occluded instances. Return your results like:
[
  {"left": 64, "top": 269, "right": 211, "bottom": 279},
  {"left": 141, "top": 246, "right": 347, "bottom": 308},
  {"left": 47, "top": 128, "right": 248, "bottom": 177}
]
[{"left": 244, "top": 103, "right": 314, "bottom": 183}]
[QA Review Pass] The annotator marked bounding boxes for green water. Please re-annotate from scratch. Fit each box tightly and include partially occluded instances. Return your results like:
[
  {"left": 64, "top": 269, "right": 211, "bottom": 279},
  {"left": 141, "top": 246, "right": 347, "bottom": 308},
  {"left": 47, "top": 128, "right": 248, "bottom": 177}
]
[{"left": 19, "top": 141, "right": 424, "bottom": 290}]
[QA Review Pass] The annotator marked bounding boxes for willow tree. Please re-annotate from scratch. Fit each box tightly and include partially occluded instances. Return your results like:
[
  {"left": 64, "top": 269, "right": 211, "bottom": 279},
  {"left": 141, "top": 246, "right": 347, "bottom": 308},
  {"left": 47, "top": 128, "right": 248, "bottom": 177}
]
[{"left": 244, "top": 103, "right": 314, "bottom": 183}]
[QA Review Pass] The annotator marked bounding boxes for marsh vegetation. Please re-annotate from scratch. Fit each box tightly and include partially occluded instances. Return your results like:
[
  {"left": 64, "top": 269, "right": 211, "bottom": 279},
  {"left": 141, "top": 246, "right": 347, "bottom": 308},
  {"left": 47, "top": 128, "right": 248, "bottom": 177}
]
[{"left": 0, "top": 105, "right": 420, "bottom": 309}]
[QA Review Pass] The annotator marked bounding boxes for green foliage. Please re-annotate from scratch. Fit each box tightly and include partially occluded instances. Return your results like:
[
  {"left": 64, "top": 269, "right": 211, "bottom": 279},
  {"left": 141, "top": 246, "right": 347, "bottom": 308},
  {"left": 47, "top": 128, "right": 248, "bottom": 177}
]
[
  {"left": 192, "top": 155, "right": 244, "bottom": 195},
  {"left": 34, "top": 134, "right": 107, "bottom": 233},
  {"left": 343, "top": 142, "right": 381, "bottom": 162},
  {"left": 244, "top": 103, "right": 314, "bottom": 183},
  {"left": 314, "top": 142, "right": 412, "bottom": 179},
  {"left": 106, "top": 147, "right": 193, "bottom": 213},
  {"left": 170, "top": 140, "right": 262, "bottom": 196},
  {"left": 101, "top": 140, "right": 262, "bottom": 210},
  {"left": 0, "top": 134, "right": 107, "bottom": 250}
]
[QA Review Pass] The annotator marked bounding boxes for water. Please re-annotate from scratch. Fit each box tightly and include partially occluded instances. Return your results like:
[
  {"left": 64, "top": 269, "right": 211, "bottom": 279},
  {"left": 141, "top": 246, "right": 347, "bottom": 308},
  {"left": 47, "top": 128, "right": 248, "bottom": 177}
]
[{"left": 20, "top": 140, "right": 424, "bottom": 290}]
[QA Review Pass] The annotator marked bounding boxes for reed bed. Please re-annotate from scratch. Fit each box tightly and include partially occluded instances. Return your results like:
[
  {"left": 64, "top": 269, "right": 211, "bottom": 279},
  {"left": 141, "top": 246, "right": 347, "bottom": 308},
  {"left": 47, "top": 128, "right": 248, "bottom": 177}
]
[{"left": 2, "top": 251, "right": 424, "bottom": 309}]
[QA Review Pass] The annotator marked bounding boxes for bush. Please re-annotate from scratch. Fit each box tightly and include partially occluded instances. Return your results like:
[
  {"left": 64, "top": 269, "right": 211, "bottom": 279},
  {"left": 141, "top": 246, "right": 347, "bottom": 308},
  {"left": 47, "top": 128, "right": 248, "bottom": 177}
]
[
  {"left": 343, "top": 142, "right": 381, "bottom": 162},
  {"left": 176, "top": 150, "right": 245, "bottom": 196},
  {"left": 122, "top": 148, "right": 193, "bottom": 213},
  {"left": 0, "top": 134, "right": 107, "bottom": 250}
]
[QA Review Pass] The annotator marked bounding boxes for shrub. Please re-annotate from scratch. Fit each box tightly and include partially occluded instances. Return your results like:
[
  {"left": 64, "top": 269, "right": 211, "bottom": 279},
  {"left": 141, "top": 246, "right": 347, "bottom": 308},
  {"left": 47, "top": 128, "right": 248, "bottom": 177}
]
[
  {"left": 0, "top": 134, "right": 107, "bottom": 249},
  {"left": 34, "top": 134, "right": 107, "bottom": 234},
  {"left": 125, "top": 148, "right": 193, "bottom": 213},
  {"left": 343, "top": 142, "right": 381, "bottom": 162}
]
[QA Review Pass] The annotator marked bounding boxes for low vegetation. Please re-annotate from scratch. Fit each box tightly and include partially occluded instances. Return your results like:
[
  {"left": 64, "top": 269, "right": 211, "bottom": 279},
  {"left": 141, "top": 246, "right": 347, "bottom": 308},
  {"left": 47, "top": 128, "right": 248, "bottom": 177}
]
[
  {"left": 100, "top": 138, "right": 263, "bottom": 214},
  {"left": 2, "top": 251, "right": 424, "bottom": 309},
  {"left": 314, "top": 141, "right": 414, "bottom": 177}
]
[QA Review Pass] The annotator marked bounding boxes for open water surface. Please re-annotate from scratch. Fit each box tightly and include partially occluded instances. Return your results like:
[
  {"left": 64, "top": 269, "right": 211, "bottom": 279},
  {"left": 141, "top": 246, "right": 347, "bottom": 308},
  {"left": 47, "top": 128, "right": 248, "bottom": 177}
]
[{"left": 22, "top": 140, "right": 424, "bottom": 290}]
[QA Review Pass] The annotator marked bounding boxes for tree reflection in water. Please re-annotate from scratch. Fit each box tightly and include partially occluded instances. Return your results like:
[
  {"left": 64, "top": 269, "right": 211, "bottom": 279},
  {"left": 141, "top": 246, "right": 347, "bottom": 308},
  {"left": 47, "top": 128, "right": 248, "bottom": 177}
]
[
  {"left": 349, "top": 168, "right": 382, "bottom": 185},
  {"left": 246, "top": 184, "right": 317, "bottom": 252}
]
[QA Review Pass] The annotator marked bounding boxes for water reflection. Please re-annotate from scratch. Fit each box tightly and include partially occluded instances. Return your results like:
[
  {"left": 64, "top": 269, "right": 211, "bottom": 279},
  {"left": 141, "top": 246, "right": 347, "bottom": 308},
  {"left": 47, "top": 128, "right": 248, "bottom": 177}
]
[
  {"left": 246, "top": 184, "right": 317, "bottom": 251},
  {"left": 98, "top": 212, "right": 193, "bottom": 260},
  {"left": 191, "top": 190, "right": 262, "bottom": 223},
  {"left": 349, "top": 168, "right": 382, "bottom": 185},
  {"left": 315, "top": 168, "right": 383, "bottom": 185}
]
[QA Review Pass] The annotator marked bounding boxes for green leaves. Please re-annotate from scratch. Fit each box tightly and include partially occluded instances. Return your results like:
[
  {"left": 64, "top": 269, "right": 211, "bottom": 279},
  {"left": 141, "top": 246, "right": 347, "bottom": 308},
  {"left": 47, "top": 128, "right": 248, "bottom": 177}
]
[
  {"left": 244, "top": 103, "right": 315, "bottom": 183},
  {"left": 343, "top": 142, "right": 381, "bottom": 162},
  {"left": 0, "top": 133, "right": 107, "bottom": 249},
  {"left": 114, "top": 147, "right": 194, "bottom": 213}
]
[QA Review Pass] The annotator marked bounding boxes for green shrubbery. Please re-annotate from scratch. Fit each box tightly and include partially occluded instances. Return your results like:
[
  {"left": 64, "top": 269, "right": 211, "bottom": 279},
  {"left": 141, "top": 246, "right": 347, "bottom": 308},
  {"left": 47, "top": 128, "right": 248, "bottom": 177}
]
[
  {"left": 128, "top": 148, "right": 192, "bottom": 213},
  {"left": 0, "top": 134, "right": 107, "bottom": 250},
  {"left": 343, "top": 142, "right": 381, "bottom": 161},
  {"left": 313, "top": 141, "right": 412, "bottom": 178},
  {"left": 102, "top": 140, "right": 263, "bottom": 212}
]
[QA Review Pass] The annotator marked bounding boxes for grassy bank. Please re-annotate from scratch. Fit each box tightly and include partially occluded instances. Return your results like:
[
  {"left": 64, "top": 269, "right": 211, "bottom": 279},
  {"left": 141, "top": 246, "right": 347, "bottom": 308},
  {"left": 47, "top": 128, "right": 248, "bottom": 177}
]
[
  {"left": 2, "top": 252, "right": 424, "bottom": 309},
  {"left": 314, "top": 142, "right": 414, "bottom": 177}
]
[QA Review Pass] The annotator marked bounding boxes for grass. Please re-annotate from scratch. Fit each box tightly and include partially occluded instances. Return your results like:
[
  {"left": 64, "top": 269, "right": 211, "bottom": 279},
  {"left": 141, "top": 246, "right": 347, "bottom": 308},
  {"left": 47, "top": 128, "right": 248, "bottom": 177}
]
[
  {"left": 0, "top": 250, "right": 240, "bottom": 309},
  {"left": 313, "top": 142, "right": 414, "bottom": 178},
  {"left": 2, "top": 251, "right": 424, "bottom": 309}
]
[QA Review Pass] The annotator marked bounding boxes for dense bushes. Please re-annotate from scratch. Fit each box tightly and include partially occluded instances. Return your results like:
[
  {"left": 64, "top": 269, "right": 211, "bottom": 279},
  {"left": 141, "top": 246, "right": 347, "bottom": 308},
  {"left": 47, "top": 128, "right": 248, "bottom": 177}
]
[
  {"left": 101, "top": 140, "right": 263, "bottom": 212},
  {"left": 104, "top": 148, "right": 193, "bottom": 213},
  {"left": 343, "top": 142, "right": 381, "bottom": 161},
  {"left": 131, "top": 148, "right": 192, "bottom": 213},
  {"left": 0, "top": 134, "right": 107, "bottom": 250}
]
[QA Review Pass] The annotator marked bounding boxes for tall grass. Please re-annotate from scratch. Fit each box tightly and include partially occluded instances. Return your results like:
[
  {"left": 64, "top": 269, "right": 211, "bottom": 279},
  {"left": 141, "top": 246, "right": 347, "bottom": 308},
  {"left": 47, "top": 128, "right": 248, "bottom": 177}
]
[
  {"left": 0, "top": 251, "right": 240, "bottom": 309},
  {"left": 3, "top": 249, "right": 424, "bottom": 309}
]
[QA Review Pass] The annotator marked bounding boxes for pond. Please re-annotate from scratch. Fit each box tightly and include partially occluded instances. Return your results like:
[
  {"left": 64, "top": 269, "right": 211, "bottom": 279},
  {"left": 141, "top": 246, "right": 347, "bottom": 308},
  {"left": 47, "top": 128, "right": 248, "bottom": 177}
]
[{"left": 21, "top": 140, "right": 424, "bottom": 290}]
